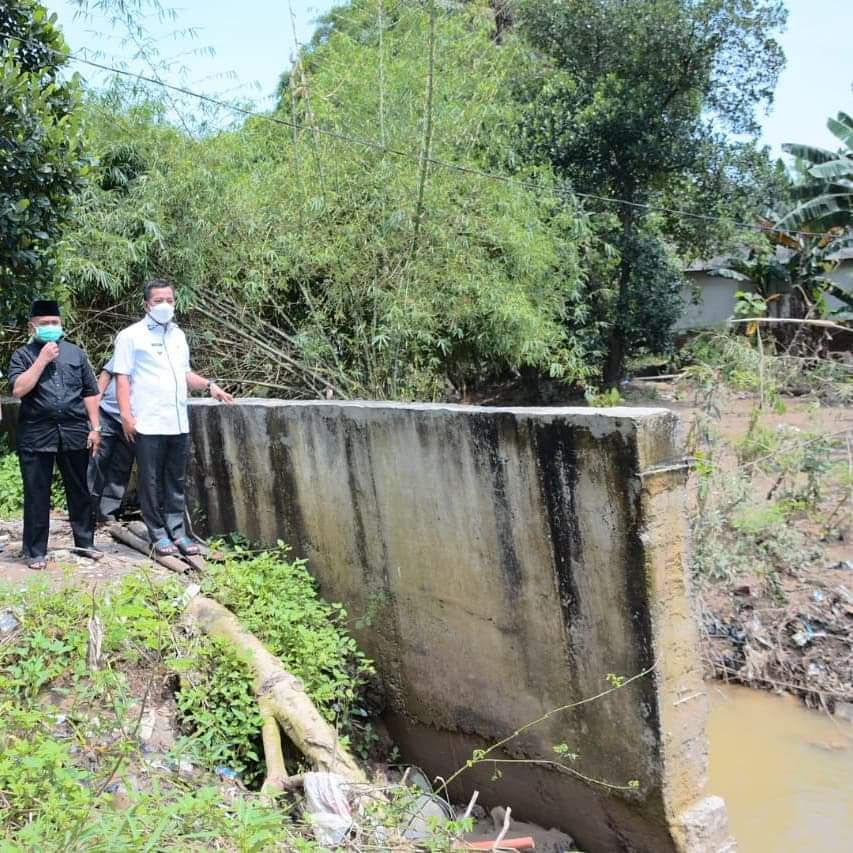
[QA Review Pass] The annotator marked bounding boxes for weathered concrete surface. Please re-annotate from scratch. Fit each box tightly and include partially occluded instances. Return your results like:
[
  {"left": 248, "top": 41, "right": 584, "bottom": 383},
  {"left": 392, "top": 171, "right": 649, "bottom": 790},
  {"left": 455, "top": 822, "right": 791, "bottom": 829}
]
[
  {"left": 0, "top": 398, "right": 19, "bottom": 447},
  {"left": 185, "top": 399, "right": 734, "bottom": 853}
]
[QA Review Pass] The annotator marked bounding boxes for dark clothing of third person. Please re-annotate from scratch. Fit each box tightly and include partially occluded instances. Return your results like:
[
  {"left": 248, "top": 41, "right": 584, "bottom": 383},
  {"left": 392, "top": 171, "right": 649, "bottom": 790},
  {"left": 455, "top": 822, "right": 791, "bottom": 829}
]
[
  {"left": 134, "top": 433, "right": 190, "bottom": 543},
  {"left": 87, "top": 411, "right": 134, "bottom": 522},
  {"left": 7, "top": 339, "right": 99, "bottom": 559}
]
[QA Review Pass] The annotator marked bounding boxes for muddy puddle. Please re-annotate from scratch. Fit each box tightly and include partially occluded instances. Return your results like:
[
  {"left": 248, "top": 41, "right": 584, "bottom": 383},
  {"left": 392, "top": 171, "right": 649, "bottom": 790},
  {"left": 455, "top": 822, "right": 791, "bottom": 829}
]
[{"left": 708, "top": 683, "right": 853, "bottom": 852}]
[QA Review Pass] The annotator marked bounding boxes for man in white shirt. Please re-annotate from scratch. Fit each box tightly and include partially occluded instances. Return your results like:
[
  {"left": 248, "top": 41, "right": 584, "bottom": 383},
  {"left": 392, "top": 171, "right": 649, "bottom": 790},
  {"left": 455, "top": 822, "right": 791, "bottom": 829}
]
[{"left": 112, "top": 279, "right": 233, "bottom": 557}]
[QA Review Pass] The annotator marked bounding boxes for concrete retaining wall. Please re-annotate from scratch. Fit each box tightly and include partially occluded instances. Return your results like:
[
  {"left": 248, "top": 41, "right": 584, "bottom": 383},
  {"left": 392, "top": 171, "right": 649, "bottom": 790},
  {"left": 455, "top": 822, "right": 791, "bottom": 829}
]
[
  {"left": 0, "top": 396, "right": 732, "bottom": 850},
  {"left": 186, "top": 400, "right": 733, "bottom": 853}
]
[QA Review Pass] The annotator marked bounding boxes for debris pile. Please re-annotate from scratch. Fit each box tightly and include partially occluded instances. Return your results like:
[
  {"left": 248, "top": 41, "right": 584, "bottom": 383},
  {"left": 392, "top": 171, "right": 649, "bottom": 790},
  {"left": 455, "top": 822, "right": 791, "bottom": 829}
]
[{"left": 705, "top": 579, "right": 853, "bottom": 710}]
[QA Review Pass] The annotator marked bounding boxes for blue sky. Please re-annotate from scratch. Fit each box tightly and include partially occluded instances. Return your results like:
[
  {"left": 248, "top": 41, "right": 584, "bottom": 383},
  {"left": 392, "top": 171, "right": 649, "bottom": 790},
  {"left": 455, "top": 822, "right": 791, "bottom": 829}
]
[{"left": 49, "top": 0, "right": 852, "bottom": 156}]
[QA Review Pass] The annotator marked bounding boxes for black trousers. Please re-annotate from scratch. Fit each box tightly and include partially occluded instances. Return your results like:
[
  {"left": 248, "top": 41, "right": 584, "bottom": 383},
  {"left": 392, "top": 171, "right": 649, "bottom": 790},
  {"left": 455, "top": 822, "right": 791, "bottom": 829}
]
[
  {"left": 135, "top": 433, "right": 189, "bottom": 544},
  {"left": 87, "top": 413, "right": 134, "bottom": 522},
  {"left": 19, "top": 447, "right": 95, "bottom": 558}
]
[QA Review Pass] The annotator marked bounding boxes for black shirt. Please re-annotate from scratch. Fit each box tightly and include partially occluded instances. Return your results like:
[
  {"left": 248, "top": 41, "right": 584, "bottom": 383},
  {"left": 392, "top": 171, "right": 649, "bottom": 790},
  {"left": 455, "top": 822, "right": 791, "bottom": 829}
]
[{"left": 8, "top": 339, "right": 99, "bottom": 453}]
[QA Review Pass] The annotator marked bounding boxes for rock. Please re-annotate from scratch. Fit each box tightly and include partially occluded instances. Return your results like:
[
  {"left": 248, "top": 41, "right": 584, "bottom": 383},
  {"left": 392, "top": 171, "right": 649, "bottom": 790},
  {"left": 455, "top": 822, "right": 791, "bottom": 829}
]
[
  {"left": 111, "top": 784, "right": 132, "bottom": 811},
  {"left": 0, "top": 609, "right": 21, "bottom": 636},
  {"left": 106, "top": 775, "right": 138, "bottom": 811},
  {"left": 177, "top": 759, "right": 197, "bottom": 779},
  {"left": 138, "top": 707, "right": 177, "bottom": 752},
  {"left": 672, "top": 796, "right": 737, "bottom": 853}
]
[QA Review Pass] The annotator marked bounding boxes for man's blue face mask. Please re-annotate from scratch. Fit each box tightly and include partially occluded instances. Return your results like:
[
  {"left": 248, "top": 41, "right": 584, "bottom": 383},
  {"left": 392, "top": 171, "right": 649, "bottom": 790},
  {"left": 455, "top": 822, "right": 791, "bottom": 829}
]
[{"left": 35, "top": 325, "right": 63, "bottom": 343}]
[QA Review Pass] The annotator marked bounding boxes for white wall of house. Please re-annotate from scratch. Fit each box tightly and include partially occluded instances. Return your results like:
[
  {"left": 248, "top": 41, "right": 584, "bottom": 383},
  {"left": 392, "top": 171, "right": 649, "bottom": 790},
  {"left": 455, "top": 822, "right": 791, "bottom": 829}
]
[
  {"left": 675, "top": 259, "right": 852, "bottom": 330},
  {"left": 828, "top": 261, "right": 853, "bottom": 318},
  {"left": 674, "top": 273, "right": 754, "bottom": 330}
]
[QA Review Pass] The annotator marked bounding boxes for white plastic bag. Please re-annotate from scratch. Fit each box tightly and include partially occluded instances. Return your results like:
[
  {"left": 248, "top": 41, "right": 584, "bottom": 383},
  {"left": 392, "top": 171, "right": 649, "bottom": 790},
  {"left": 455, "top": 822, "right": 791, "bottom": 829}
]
[{"left": 303, "top": 771, "right": 353, "bottom": 846}]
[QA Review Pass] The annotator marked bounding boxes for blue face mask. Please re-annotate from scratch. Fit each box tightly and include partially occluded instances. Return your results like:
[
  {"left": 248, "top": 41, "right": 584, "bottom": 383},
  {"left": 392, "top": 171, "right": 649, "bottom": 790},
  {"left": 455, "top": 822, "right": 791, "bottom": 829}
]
[{"left": 35, "top": 325, "right": 63, "bottom": 343}]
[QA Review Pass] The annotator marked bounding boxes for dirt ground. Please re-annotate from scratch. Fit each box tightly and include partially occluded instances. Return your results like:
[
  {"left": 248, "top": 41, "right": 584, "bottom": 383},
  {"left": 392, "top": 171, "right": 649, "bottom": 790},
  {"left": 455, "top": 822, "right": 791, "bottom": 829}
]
[{"left": 0, "top": 515, "right": 169, "bottom": 589}]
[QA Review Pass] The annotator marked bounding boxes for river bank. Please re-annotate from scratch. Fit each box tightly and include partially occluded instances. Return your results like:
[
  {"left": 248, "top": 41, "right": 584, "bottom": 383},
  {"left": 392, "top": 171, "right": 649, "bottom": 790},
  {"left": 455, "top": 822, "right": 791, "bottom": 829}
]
[{"left": 628, "top": 382, "right": 853, "bottom": 711}]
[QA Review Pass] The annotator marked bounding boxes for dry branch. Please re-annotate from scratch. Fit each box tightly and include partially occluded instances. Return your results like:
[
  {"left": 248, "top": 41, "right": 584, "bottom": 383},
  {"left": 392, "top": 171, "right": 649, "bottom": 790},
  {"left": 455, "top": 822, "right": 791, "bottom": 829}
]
[
  {"left": 108, "top": 524, "right": 191, "bottom": 574},
  {"left": 729, "top": 316, "right": 851, "bottom": 333},
  {"left": 184, "top": 594, "right": 367, "bottom": 792}
]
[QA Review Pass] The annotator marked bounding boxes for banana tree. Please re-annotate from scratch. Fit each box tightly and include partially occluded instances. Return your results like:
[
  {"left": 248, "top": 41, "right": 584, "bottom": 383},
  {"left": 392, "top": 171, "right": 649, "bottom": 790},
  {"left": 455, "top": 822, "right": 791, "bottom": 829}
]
[
  {"left": 776, "top": 111, "right": 853, "bottom": 233},
  {"left": 709, "top": 219, "right": 853, "bottom": 319}
]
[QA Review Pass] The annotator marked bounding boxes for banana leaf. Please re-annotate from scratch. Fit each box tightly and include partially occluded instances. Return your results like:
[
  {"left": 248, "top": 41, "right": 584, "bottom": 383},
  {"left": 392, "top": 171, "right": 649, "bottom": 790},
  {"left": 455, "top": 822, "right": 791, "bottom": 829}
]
[
  {"left": 776, "top": 194, "right": 853, "bottom": 231},
  {"left": 782, "top": 143, "right": 838, "bottom": 165},
  {"left": 809, "top": 158, "right": 853, "bottom": 181},
  {"left": 827, "top": 112, "right": 853, "bottom": 150}
]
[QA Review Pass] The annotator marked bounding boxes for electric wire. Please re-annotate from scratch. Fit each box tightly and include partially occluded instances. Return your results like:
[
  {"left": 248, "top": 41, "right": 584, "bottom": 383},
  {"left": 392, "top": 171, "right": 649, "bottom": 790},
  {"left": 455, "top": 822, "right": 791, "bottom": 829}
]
[{"left": 0, "top": 24, "right": 843, "bottom": 243}]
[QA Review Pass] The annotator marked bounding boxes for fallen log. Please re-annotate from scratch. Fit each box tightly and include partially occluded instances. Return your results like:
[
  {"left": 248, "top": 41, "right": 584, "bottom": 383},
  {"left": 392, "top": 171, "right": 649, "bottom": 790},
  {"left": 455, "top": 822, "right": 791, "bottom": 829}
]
[
  {"left": 184, "top": 594, "right": 367, "bottom": 793},
  {"left": 108, "top": 523, "right": 191, "bottom": 574}
]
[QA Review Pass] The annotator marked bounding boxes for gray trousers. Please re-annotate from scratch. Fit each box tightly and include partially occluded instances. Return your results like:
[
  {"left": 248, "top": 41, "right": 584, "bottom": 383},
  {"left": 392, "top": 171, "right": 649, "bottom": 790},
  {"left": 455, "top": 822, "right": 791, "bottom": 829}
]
[
  {"left": 87, "top": 412, "right": 134, "bottom": 522},
  {"left": 134, "top": 433, "right": 189, "bottom": 543}
]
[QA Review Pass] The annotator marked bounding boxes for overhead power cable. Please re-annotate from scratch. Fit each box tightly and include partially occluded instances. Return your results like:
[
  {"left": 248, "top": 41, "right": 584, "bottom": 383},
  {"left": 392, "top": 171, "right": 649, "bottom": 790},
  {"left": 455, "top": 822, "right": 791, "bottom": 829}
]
[{"left": 0, "top": 25, "right": 840, "bottom": 242}]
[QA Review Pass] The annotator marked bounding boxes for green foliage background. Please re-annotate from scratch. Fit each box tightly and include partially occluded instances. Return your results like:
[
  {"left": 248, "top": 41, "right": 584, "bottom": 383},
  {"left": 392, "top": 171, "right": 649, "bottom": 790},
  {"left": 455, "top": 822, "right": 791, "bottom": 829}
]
[
  {"left": 48, "top": 0, "right": 601, "bottom": 399},
  {"left": 1, "top": 0, "right": 795, "bottom": 395},
  {"left": 0, "top": 0, "right": 88, "bottom": 324}
]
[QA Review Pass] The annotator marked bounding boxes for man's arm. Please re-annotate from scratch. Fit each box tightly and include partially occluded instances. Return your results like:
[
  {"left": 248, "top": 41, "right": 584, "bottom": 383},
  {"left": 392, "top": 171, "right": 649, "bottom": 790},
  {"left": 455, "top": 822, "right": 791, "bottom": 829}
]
[
  {"left": 96, "top": 369, "right": 112, "bottom": 395},
  {"left": 111, "top": 331, "right": 137, "bottom": 441},
  {"left": 83, "top": 395, "right": 101, "bottom": 456},
  {"left": 9, "top": 344, "right": 59, "bottom": 398},
  {"left": 81, "top": 354, "right": 102, "bottom": 455},
  {"left": 115, "top": 374, "right": 136, "bottom": 442},
  {"left": 187, "top": 371, "right": 234, "bottom": 404}
]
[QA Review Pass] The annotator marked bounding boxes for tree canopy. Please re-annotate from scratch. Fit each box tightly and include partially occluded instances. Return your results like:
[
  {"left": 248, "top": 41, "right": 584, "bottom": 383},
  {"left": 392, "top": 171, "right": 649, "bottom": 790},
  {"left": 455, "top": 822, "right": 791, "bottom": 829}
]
[
  {"left": 1, "top": 0, "right": 800, "bottom": 397},
  {"left": 0, "top": 0, "right": 87, "bottom": 324},
  {"left": 512, "top": 0, "right": 788, "bottom": 381},
  {"left": 56, "top": 1, "right": 598, "bottom": 398}
]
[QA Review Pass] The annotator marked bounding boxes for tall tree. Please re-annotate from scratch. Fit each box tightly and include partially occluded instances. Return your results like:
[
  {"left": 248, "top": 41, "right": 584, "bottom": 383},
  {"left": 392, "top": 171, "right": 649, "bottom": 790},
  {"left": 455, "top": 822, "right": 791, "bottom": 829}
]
[
  {"left": 57, "top": 1, "right": 598, "bottom": 400},
  {"left": 514, "top": 0, "right": 788, "bottom": 382},
  {"left": 0, "top": 0, "right": 87, "bottom": 324}
]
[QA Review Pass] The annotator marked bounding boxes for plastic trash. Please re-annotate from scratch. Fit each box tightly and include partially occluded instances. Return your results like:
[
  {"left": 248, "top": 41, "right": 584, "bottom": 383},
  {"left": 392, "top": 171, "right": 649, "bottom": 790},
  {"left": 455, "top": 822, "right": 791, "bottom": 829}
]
[
  {"left": 303, "top": 771, "right": 353, "bottom": 846},
  {"left": 389, "top": 766, "right": 454, "bottom": 842},
  {"left": 401, "top": 792, "right": 453, "bottom": 841},
  {"left": 0, "top": 610, "right": 21, "bottom": 636},
  {"left": 175, "top": 583, "right": 201, "bottom": 610},
  {"left": 404, "top": 765, "right": 434, "bottom": 794},
  {"left": 215, "top": 766, "right": 240, "bottom": 781}
]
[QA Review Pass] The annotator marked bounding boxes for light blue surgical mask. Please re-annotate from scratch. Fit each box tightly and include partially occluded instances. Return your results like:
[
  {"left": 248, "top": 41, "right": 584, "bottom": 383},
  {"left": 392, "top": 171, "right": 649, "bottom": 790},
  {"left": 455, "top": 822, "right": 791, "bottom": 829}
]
[{"left": 35, "top": 325, "right": 63, "bottom": 343}]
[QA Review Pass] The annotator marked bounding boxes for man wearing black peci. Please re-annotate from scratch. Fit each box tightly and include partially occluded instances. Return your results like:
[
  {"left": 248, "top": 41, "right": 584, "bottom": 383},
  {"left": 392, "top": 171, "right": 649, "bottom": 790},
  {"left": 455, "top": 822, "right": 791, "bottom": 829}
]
[{"left": 7, "top": 299, "right": 104, "bottom": 570}]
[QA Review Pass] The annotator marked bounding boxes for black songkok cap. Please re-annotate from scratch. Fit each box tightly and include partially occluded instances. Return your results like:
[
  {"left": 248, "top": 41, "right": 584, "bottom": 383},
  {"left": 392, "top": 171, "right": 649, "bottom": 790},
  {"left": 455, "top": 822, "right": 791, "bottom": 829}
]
[{"left": 29, "top": 299, "right": 61, "bottom": 318}]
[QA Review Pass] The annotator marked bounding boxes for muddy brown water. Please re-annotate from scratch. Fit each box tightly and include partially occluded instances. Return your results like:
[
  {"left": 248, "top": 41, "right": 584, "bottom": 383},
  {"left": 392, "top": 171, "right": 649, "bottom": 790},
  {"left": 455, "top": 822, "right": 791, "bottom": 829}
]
[{"left": 708, "top": 684, "right": 853, "bottom": 852}]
